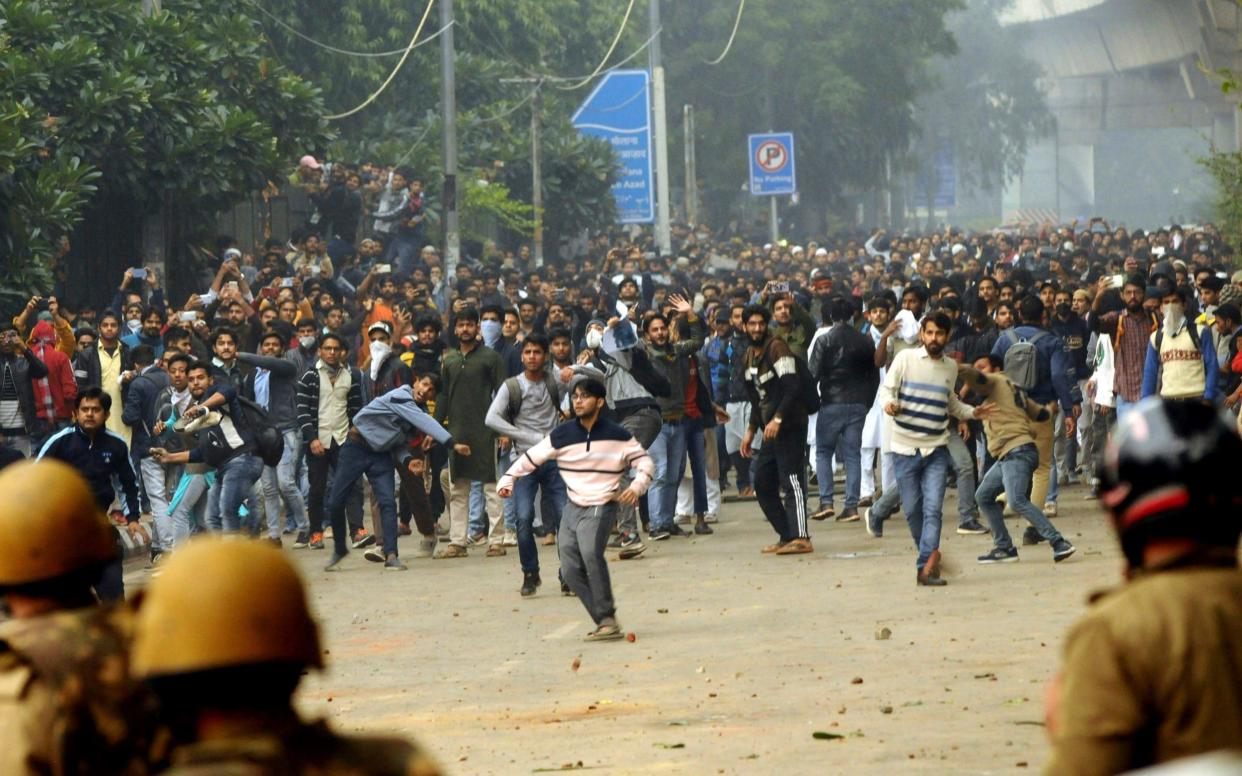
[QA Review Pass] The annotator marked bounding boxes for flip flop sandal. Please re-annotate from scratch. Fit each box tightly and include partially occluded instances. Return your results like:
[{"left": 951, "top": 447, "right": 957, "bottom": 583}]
[{"left": 584, "top": 625, "right": 623, "bottom": 642}]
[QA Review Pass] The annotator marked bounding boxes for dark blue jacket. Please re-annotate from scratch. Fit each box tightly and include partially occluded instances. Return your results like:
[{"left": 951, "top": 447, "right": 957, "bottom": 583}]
[
  {"left": 37, "top": 424, "right": 140, "bottom": 522},
  {"left": 121, "top": 366, "right": 170, "bottom": 458}
]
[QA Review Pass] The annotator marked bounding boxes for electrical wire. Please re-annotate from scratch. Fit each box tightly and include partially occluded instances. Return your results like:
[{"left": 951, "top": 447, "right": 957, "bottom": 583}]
[
  {"left": 393, "top": 122, "right": 437, "bottom": 165},
  {"left": 324, "top": 0, "right": 436, "bottom": 120},
  {"left": 545, "top": 27, "right": 660, "bottom": 84},
  {"left": 248, "top": 0, "right": 452, "bottom": 58},
  {"left": 551, "top": 0, "right": 637, "bottom": 91},
  {"left": 469, "top": 91, "right": 535, "bottom": 125},
  {"left": 702, "top": 0, "right": 746, "bottom": 65}
]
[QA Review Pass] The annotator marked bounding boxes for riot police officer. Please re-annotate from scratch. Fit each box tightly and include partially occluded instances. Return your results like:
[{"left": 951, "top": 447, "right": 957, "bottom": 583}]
[
  {"left": 130, "top": 539, "right": 442, "bottom": 775},
  {"left": 0, "top": 459, "right": 156, "bottom": 774},
  {"left": 1044, "top": 398, "right": 1242, "bottom": 774}
]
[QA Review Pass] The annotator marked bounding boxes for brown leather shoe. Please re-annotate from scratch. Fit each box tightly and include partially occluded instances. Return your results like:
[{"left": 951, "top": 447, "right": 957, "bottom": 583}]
[
  {"left": 775, "top": 538, "right": 813, "bottom": 555},
  {"left": 761, "top": 541, "right": 787, "bottom": 554}
]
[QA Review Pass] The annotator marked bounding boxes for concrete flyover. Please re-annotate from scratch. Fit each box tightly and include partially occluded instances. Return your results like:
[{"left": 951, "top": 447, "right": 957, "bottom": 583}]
[{"left": 1000, "top": 0, "right": 1242, "bottom": 225}]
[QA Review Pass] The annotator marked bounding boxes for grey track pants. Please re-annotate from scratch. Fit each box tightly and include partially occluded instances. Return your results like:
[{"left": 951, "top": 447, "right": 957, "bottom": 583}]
[{"left": 559, "top": 501, "right": 618, "bottom": 625}]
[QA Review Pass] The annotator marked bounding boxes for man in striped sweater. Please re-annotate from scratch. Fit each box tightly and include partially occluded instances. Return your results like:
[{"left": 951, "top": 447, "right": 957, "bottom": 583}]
[
  {"left": 498, "top": 378, "right": 655, "bottom": 642},
  {"left": 875, "top": 312, "right": 994, "bottom": 586}
]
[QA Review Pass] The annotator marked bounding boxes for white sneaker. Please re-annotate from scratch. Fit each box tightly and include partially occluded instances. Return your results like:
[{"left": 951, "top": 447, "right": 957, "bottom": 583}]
[
  {"left": 501, "top": 531, "right": 518, "bottom": 547},
  {"left": 703, "top": 513, "right": 718, "bottom": 524}
]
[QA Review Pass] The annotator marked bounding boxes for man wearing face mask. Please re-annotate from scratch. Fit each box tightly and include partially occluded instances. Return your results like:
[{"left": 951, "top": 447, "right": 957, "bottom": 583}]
[
  {"left": 433, "top": 308, "right": 506, "bottom": 558},
  {"left": 1141, "top": 287, "right": 1218, "bottom": 402},
  {"left": 286, "top": 318, "right": 321, "bottom": 377}
]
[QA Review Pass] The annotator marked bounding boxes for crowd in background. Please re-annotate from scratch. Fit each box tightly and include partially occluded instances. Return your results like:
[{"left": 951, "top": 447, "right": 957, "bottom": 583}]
[{"left": 3, "top": 151, "right": 1240, "bottom": 590}]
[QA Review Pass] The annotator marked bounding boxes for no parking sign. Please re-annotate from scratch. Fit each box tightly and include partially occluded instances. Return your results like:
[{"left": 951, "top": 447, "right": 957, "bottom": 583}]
[{"left": 748, "top": 133, "right": 796, "bottom": 196}]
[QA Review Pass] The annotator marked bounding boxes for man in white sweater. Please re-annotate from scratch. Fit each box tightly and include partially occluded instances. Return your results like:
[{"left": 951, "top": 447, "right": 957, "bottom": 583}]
[{"left": 874, "top": 312, "right": 994, "bottom": 586}]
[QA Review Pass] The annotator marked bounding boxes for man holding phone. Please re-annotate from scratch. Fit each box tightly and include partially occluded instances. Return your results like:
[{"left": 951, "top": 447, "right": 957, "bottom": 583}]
[{"left": 0, "top": 323, "right": 49, "bottom": 456}]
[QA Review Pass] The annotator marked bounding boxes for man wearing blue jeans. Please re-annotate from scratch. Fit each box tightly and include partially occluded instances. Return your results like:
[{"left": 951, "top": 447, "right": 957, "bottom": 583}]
[
  {"left": 874, "top": 313, "right": 994, "bottom": 586},
  {"left": 484, "top": 334, "right": 567, "bottom": 596},
  {"left": 239, "top": 336, "right": 309, "bottom": 546},
  {"left": 959, "top": 356, "right": 1076, "bottom": 563},
  {"left": 808, "top": 296, "right": 879, "bottom": 522},
  {"left": 642, "top": 294, "right": 705, "bottom": 540},
  {"left": 150, "top": 364, "right": 264, "bottom": 535},
  {"left": 324, "top": 385, "right": 464, "bottom": 572}
]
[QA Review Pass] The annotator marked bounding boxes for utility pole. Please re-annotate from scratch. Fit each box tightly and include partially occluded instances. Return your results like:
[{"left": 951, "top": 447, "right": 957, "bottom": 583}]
[
  {"left": 683, "top": 104, "right": 697, "bottom": 226},
  {"left": 440, "top": 0, "right": 460, "bottom": 279},
  {"left": 649, "top": 0, "right": 672, "bottom": 256},
  {"left": 501, "top": 76, "right": 546, "bottom": 268},
  {"left": 531, "top": 83, "right": 544, "bottom": 267}
]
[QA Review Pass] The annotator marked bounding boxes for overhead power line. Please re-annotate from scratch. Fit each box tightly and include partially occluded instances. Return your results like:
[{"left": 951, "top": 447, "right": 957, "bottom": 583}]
[
  {"left": 703, "top": 0, "right": 746, "bottom": 65},
  {"left": 552, "top": 0, "right": 638, "bottom": 91},
  {"left": 546, "top": 27, "right": 660, "bottom": 87},
  {"left": 248, "top": 0, "right": 453, "bottom": 58},
  {"left": 324, "top": 0, "right": 437, "bottom": 121}
]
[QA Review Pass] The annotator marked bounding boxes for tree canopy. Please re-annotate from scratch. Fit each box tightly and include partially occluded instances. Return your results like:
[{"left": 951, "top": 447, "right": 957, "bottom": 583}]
[{"left": 0, "top": 0, "right": 332, "bottom": 303}]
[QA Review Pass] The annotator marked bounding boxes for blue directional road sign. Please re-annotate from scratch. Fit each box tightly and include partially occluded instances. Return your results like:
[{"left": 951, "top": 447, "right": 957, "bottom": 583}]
[
  {"left": 748, "top": 133, "right": 796, "bottom": 196},
  {"left": 572, "top": 70, "right": 654, "bottom": 224}
]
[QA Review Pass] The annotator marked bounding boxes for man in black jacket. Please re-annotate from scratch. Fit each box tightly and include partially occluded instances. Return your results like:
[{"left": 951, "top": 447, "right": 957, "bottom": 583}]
[
  {"left": 808, "top": 297, "right": 879, "bottom": 522},
  {"left": 241, "top": 331, "right": 307, "bottom": 547},
  {"left": 740, "top": 305, "right": 813, "bottom": 555},
  {"left": 38, "top": 387, "right": 144, "bottom": 600},
  {"left": 0, "top": 323, "right": 49, "bottom": 457},
  {"left": 120, "top": 345, "right": 170, "bottom": 561}
]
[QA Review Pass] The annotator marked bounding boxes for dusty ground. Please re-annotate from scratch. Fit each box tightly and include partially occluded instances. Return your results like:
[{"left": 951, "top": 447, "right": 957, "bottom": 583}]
[{"left": 127, "top": 483, "right": 1122, "bottom": 774}]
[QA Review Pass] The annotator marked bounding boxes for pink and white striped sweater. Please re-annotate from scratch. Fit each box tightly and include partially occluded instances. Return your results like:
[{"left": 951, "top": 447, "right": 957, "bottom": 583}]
[{"left": 498, "top": 416, "right": 654, "bottom": 507}]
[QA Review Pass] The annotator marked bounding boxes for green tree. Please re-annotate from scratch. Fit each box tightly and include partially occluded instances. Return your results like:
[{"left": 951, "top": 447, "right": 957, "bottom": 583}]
[
  {"left": 256, "top": 0, "right": 630, "bottom": 253},
  {"left": 0, "top": 0, "right": 332, "bottom": 304},
  {"left": 661, "top": 0, "right": 961, "bottom": 230}
]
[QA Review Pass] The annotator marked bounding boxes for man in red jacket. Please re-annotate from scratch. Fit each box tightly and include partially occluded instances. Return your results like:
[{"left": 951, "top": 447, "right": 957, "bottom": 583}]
[{"left": 29, "top": 319, "right": 76, "bottom": 450}]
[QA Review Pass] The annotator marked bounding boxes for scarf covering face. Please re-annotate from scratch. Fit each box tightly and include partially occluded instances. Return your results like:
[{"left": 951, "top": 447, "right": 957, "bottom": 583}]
[{"left": 369, "top": 341, "right": 392, "bottom": 380}]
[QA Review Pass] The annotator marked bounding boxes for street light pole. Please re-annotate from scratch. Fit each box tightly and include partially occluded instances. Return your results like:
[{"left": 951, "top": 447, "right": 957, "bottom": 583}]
[
  {"left": 531, "top": 83, "right": 544, "bottom": 267},
  {"left": 440, "top": 0, "right": 460, "bottom": 279},
  {"left": 649, "top": 0, "right": 672, "bottom": 256}
]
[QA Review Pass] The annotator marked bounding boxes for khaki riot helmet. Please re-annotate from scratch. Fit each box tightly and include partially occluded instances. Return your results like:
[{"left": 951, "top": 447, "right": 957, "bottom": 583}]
[
  {"left": 131, "top": 538, "right": 323, "bottom": 678},
  {"left": 0, "top": 459, "right": 116, "bottom": 587}
]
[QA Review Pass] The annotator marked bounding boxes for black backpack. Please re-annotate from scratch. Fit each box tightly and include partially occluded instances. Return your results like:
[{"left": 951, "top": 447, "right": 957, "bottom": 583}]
[{"left": 235, "top": 396, "right": 285, "bottom": 467}]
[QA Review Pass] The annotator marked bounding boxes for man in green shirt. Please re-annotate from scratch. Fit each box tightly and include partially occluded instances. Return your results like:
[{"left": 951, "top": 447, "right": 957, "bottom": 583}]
[{"left": 434, "top": 307, "right": 507, "bottom": 558}]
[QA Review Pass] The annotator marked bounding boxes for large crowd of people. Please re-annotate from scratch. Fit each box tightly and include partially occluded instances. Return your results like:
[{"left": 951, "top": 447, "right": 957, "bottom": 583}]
[{"left": 0, "top": 152, "right": 1239, "bottom": 773}]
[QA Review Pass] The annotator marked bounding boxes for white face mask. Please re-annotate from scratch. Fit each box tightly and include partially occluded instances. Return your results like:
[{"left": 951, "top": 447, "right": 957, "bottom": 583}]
[
  {"left": 369, "top": 340, "right": 392, "bottom": 379},
  {"left": 126, "top": 319, "right": 142, "bottom": 334},
  {"left": 585, "top": 328, "right": 604, "bottom": 350},
  {"left": 1162, "top": 303, "right": 1185, "bottom": 335},
  {"left": 299, "top": 335, "right": 317, "bottom": 349}
]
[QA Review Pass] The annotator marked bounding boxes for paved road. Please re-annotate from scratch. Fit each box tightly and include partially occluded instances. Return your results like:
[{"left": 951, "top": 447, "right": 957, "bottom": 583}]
[{"left": 127, "top": 484, "right": 1120, "bottom": 774}]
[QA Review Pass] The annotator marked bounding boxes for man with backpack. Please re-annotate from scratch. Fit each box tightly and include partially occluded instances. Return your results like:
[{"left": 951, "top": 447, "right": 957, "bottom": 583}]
[
  {"left": 1141, "top": 286, "right": 1219, "bottom": 402},
  {"left": 149, "top": 361, "right": 264, "bottom": 534},
  {"left": 991, "top": 296, "right": 1081, "bottom": 520},
  {"left": 485, "top": 333, "right": 566, "bottom": 597},
  {"left": 740, "top": 304, "right": 816, "bottom": 555}
]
